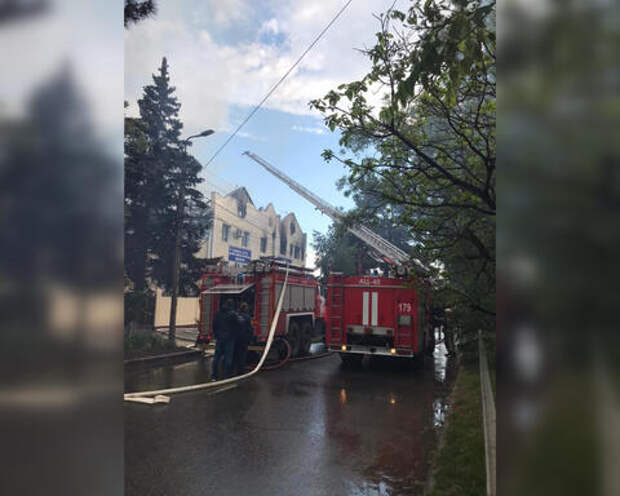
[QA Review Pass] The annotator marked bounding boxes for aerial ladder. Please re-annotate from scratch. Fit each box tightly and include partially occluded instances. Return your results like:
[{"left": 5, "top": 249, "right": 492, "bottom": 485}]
[{"left": 242, "top": 151, "right": 427, "bottom": 276}]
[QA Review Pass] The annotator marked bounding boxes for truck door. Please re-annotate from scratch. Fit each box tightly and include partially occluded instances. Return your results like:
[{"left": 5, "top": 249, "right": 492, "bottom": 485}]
[{"left": 395, "top": 294, "right": 415, "bottom": 350}]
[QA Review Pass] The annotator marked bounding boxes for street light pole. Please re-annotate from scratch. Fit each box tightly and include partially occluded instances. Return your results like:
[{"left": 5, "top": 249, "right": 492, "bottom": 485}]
[{"left": 168, "top": 129, "right": 214, "bottom": 345}]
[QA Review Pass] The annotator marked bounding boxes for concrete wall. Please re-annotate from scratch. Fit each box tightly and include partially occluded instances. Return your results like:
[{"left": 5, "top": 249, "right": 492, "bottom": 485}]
[{"left": 153, "top": 288, "right": 200, "bottom": 328}]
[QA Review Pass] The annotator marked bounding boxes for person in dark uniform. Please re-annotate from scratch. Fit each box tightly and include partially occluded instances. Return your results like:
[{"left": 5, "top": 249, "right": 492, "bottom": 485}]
[
  {"left": 233, "top": 302, "right": 253, "bottom": 376},
  {"left": 211, "top": 299, "right": 237, "bottom": 380}
]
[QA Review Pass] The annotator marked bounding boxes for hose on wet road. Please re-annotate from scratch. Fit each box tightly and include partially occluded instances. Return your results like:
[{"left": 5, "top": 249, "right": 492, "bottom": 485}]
[{"left": 124, "top": 267, "right": 290, "bottom": 405}]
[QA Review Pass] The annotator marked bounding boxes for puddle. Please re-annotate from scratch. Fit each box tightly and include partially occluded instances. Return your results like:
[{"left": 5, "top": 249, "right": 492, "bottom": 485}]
[{"left": 433, "top": 398, "right": 447, "bottom": 427}]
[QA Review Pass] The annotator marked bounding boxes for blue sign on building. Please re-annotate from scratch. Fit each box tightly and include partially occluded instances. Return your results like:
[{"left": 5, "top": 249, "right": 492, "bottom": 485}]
[{"left": 229, "top": 246, "right": 251, "bottom": 264}]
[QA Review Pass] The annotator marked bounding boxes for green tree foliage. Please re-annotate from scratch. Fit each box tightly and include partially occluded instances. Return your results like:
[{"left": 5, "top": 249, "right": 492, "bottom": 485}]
[
  {"left": 310, "top": 0, "right": 495, "bottom": 346},
  {"left": 124, "top": 57, "right": 210, "bottom": 310},
  {"left": 149, "top": 153, "right": 210, "bottom": 296},
  {"left": 313, "top": 178, "right": 414, "bottom": 282},
  {"left": 312, "top": 226, "right": 374, "bottom": 284},
  {"left": 124, "top": 114, "right": 153, "bottom": 293},
  {"left": 124, "top": 0, "right": 156, "bottom": 27}
]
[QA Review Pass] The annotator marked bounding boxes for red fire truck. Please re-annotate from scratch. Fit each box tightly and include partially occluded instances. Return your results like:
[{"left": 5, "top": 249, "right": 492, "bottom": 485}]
[
  {"left": 325, "top": 273, "right": 432, "bottom": 365},
  {"left": 243, "top": 151, "right": 434, "bottom": 364},
  {"left": 197, "top": 258, "right": 325, "bottom": 359}
]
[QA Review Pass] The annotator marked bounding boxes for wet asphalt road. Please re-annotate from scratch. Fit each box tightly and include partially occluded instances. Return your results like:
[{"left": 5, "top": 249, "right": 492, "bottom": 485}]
[{"left": 125, "top": 344, "right": 456, "bottom": 496}]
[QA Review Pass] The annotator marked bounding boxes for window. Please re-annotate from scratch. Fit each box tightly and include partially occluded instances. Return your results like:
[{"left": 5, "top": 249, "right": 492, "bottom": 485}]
[
  {"left": 290, "top": 222, "right": 295, "bottom": 234},
  {"left": 398, "top": 315, "right": 412, "bottom": 326},
  {"left": 237, "top": 202, "right": 246, "bottom": 218},
  {"left": 268, "top": 217, "right": 273, "bottom": 227},
  {"left": 222, "top": 223, "right": 230, "bottom": 242},
  {"left": 289, "top": 244, "right": 293, "bottom": 257},
  {"left": 242, "top": 231, "right": 249, "bottom": 247},
  {"left": 260, "top": 236, "right": 267, "bottom": 253},
  {"left": 294, "top": 246, "right": 300, "bottom": 259}
]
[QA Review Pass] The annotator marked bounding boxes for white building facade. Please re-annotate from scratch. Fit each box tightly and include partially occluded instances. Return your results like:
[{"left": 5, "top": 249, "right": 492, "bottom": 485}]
[{"left": 199, "top": 188, "right": 307, "bottom": 267}]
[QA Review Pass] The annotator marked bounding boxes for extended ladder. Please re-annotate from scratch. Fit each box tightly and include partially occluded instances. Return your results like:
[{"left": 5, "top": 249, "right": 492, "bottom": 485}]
[{"left": 243, "top": 151, "right": 427, "bottom": 272}]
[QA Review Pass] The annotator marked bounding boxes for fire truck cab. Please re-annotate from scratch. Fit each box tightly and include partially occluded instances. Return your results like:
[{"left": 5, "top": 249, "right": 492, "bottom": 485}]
[{"left": 197, "top": 258, "right": 325, "bottom": 358}]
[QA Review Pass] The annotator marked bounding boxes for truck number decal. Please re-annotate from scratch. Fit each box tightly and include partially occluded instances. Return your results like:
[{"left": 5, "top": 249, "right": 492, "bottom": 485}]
[{"left": 398, "top": 302, "right": 412, "bottom": 314}]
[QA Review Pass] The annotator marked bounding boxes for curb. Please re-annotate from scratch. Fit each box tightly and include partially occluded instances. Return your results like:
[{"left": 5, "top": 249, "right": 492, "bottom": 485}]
[{"left": 124, "top": 349, "right": 203, "bottom": 365}]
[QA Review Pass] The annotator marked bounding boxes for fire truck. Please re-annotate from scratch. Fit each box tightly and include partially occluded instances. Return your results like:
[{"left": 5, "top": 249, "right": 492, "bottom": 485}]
[
  {"left": 197, "top": 257, "right": 325, "bottom": 360},
  {"left": 243, "top": 152, "right": 434, "bottom": 365}
]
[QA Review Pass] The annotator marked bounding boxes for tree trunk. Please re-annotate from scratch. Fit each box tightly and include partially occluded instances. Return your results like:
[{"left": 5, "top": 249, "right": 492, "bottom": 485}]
[{"left": 168, "top": 191, "right": 184, "bottom": 344}]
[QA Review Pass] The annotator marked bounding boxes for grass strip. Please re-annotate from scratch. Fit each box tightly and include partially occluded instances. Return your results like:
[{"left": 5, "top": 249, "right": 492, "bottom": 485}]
[{"left": 428, "top": 364, "right": 486, "bottom": 496}]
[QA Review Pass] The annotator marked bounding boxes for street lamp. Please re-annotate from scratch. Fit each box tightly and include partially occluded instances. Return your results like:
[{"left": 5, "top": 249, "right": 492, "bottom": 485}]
[
  {"left": 168, "top": 129, "right": 214, "bottom": 345},
  {"left": 187, "top": 129, "right": 214, "bottom": 140}
]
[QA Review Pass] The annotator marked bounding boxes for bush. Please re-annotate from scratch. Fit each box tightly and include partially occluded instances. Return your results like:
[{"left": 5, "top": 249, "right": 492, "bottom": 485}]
[
  {"left": 124, "top": 290, "right": 155, "bottom": 326},
  {"left": 124, "top": 327, "right": 176, "bottom": 355}
]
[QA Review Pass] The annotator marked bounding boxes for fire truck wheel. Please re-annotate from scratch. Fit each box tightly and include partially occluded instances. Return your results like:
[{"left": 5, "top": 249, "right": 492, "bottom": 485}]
[
  {"left": 265, "top": 337, "right": 291, "bottom": 365},
  {"left": 287, "top": 321, "right": 302, "bottom": 357},
  {"left": 299, "top": 322, "right": 313, "bottom": 356},
  {"left": 339, "top": 353, "right": 363, "bottom": 367}
]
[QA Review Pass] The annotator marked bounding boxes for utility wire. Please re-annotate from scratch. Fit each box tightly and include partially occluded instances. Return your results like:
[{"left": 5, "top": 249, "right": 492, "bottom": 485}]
[{"left": 204, "top": 0, "right": 356, "bottom": 167}]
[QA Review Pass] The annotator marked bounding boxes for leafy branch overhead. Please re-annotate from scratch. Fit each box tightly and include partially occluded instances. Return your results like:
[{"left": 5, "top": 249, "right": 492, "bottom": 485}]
[
  {"left": 310, "top": 0, "right": 495, "bottom": 341},
  {"left": 124, "top": 0, "right": 156, "bottom": 27}
]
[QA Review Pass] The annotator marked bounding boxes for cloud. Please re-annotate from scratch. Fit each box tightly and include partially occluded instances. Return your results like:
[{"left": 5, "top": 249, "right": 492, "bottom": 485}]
[
  {"left": 2, "top": 1, "right": 122, "bottom": 138},
  {"left": 259, "top": 18, "right": 280, "bottom": 35},
  {"left": 292, "top": 125, "right": 325, "bottom": 135},
  {"left": 125, "top": 0, "right": 397, "bottom": 133},
  {"left": 237, "top": 130, "right": 266, "bottom": 141},
  {"left": 209, "top": 0, "right": 253, "bottom": 27}
]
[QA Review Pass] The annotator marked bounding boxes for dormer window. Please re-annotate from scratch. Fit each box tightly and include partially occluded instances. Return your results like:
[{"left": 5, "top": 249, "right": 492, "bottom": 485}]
[
  {"left": 290, "top": 222, "right": 295, "bottom": 234},
  {"left": 237, "top": 201, "right": 246, "bottom": 218}
]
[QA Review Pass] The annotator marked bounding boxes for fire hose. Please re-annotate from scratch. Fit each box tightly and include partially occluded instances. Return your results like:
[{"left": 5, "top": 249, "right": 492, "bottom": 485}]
[
  {"left": 124, "top": 266, "right": 291, "bottom": 405},
  {"left": 249, "top": 339, "right": 332, "bottom": 372}
]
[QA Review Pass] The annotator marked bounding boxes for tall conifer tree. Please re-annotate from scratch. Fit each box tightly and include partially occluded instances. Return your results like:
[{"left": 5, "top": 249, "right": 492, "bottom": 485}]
[{"left": 124, "top": 57, "right": 209, "bottom": 329}]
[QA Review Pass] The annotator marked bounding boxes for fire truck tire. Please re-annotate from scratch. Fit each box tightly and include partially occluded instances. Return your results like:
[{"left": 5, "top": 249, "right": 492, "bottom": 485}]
[
  {"left": 299, "top": 322, "right": 313, "bottom": 356},
  {"left": 287, "top": 321, "right": 302, "bottom": 357},
  {"left": 264, "top": 337, "right": 291, "bottom": 367},
  {"left": 339, "top": 353, "right": 363, "bottom": 367}
]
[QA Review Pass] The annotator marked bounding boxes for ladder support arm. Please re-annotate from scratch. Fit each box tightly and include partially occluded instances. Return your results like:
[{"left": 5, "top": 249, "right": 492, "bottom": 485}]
[{"left": 243, "top": 151, "right": 426, "bottom": 271}]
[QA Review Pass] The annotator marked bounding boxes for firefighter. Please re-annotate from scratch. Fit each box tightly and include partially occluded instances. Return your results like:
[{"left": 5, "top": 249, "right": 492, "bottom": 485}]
[
  {"left": 233, "top": 302, "right": 253, "bottom": 376},
  {"left": 211, "top": 299, "right": 237, "bottom": 380}
]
